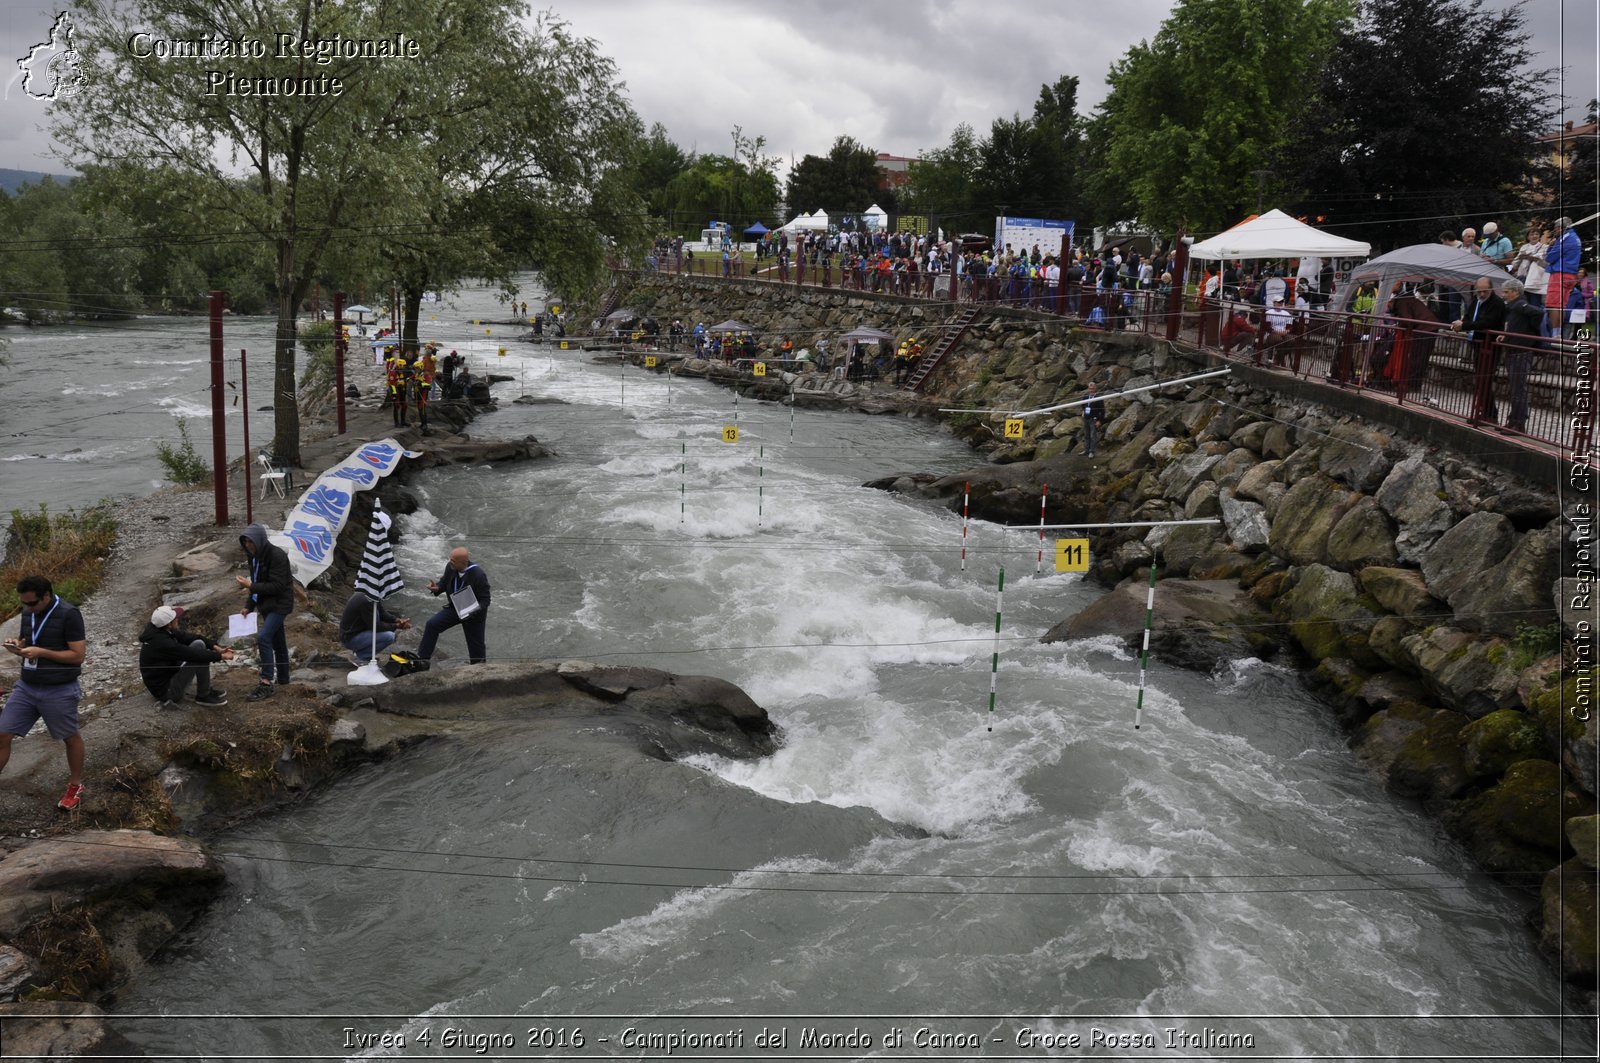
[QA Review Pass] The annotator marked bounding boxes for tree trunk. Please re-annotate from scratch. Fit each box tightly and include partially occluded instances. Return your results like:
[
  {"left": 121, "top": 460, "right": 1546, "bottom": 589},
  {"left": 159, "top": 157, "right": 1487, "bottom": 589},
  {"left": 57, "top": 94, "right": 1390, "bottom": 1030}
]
[
  {"left": 270, "top": 243, "right": 303, "bottom": 467},
  {"left": 402, "top": 286, "right": 425, "bottom": 357}
]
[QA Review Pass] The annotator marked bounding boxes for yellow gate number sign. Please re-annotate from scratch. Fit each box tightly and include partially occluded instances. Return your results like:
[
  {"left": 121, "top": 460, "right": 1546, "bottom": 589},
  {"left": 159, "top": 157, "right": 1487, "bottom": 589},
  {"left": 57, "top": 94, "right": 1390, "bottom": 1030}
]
[
  {"left": 644, "top": 355, "right": 657, "bottom": 368},
  {"left": 721, "top": 425, "right": 740, "bottom": 443},
  {"left": 1055, "top": 539, "right": 1091, "bottom": 573},
  {"left": 497, "top": 347, "right": 507, "bottom": 357},
  {"left": 559, "top": 340, "right": 570, "bottom": 350},
  {"left": 753, "top": 361, "right": 767, "bottom": 377},
  {"left": 1003, "top": 418, "right": 1025, "bottom": 440}
]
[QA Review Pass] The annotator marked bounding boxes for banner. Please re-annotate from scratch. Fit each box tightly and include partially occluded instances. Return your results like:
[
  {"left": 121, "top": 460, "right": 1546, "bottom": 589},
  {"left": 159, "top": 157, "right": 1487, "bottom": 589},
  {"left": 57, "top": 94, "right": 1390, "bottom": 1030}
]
[
  {"left": 268, "top": 438, "right": 420, "bottom": 586},
  {"left": 993, "top": 216, "right": 1075, "bottom": 257}
]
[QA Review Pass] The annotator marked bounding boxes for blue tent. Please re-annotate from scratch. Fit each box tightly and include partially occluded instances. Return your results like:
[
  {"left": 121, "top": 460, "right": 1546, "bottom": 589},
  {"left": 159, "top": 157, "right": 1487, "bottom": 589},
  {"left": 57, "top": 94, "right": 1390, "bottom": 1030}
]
[{"left": 743, "top": 222, "right": 770, "bottom": 237}]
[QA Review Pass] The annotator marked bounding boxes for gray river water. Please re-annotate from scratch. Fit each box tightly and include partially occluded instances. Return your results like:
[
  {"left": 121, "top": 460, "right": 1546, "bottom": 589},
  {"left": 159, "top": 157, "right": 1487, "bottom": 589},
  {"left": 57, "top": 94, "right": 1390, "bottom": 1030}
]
[{"left": 3, "top": 282, "right": 1590, "bottom": 1060}]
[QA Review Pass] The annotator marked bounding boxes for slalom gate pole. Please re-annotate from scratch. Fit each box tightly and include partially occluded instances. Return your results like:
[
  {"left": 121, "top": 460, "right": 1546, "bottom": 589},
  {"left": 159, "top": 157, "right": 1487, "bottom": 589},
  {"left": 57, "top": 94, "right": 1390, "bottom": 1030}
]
[
  {"left": 680, "top": 442, "right": 686, "bottom": 524},
  {"left": 758, "top": 444, "right": 765, "bottom": 527},
  {"left": 961, "top": 481, "right": 970, "bottom": 572},
  {"left": 1135, "top": 559, "right": 1157, "bottom": 730},
  {"left": 621, "top": 356, "right": 626, "bottom": 408},
  {"left": 789, "top": 385, "right": 795, "bottom": 443},
  {"left": 1036, "top": 484, "right": 1048, "bottom": 575},
  {"left": 987, "top": 565, "right": 1005, "bottom": 732}
]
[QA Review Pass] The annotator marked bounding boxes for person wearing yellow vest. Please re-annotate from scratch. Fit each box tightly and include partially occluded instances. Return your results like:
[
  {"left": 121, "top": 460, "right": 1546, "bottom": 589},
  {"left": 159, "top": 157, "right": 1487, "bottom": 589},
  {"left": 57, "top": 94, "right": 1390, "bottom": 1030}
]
[
  {"left": 416, "top": 350, "right": 437, "bottom": 432},
  {"left": 385, "top": 351, "right": 408, "bottom": 427}
]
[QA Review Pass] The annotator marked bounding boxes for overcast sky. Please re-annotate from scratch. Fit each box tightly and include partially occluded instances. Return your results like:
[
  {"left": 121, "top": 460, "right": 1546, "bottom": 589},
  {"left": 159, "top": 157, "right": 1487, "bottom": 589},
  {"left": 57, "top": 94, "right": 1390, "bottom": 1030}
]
[{"left": 1, "top": 0, "right": 1595, "bottom": 181}]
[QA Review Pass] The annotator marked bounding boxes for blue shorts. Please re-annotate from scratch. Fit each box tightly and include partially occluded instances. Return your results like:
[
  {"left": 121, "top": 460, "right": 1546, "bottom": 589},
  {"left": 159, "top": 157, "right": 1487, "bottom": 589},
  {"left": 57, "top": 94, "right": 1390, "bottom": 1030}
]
[{"left": 0, "top": 679, "right": 83, "bottom": 740}]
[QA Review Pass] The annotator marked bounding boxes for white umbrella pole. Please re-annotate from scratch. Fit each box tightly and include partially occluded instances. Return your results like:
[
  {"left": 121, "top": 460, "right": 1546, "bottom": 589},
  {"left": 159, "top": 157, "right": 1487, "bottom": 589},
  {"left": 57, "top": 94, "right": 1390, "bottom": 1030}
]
[{"left": 370, "top": 601, "right": 381, "bottom": 666}]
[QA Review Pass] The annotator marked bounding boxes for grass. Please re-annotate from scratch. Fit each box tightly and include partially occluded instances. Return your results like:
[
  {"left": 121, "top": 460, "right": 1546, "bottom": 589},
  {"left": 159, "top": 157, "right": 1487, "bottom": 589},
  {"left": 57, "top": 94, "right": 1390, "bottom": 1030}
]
[{"left": 1, "top": 502, "right": 119, "bottom": 621}]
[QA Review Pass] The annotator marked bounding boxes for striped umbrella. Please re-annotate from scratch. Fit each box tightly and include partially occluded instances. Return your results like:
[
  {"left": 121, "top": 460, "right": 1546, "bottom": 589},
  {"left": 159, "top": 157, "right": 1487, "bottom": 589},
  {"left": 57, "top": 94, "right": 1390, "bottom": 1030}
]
[
  {"left": 354, "top": 501, "right": 403, "bottom": 601},
  {"left": 349, "top": 501, "right": 403, "bottom": 685}
]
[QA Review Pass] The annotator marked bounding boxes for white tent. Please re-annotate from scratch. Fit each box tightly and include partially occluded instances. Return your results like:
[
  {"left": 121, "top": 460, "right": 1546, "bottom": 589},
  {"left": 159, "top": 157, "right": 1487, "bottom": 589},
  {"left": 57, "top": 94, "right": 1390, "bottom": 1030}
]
[
  {"left": 863, "top": 204, "right": 889, "bottom": 231},
  {"left": 781, "top": 211, "right": 829, "bottom": 233},
  {"left": 1188, "top": 209, "right": 1370, "bottom": 261}
]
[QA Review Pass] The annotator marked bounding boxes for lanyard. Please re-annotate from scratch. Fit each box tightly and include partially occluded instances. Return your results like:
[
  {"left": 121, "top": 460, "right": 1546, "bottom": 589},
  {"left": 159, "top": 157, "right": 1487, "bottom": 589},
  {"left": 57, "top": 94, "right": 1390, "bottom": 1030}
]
[
  {"left": 25, "top": 596, "right": 60, "bottom": 669},
  {"left": 453, "top": 564, "right": 477, "bottom": 593},
  {"left": 29, "top": 596, "right": 60, "bottom": 642}
]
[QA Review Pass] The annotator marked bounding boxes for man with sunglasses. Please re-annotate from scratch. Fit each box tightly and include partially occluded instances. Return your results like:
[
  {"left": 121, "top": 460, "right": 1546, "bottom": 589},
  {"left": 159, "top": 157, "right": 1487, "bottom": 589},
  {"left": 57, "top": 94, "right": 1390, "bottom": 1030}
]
[{"left": 1, "top": 575, "right": 89, "bottom": 811}]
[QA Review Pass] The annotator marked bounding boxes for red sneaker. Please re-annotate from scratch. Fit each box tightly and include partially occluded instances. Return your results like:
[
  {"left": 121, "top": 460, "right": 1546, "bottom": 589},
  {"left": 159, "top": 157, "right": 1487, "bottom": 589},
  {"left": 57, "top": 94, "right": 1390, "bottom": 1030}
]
[{"left": 58, "top": 782, "right": 85, "bottom": 811}]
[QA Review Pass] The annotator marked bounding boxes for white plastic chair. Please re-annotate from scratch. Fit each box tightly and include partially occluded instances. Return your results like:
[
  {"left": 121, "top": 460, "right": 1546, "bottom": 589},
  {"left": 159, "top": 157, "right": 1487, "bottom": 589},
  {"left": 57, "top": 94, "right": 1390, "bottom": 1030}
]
[{"left": 257, "top": 453, "right": 288, "bottom": 499}]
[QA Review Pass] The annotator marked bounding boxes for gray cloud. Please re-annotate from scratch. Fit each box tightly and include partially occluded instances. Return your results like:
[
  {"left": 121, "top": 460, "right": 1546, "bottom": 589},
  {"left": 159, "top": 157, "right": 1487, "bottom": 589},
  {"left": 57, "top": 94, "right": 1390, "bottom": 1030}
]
[{"left": 0, "top": 0, "right": 1592, "bottom": 185}]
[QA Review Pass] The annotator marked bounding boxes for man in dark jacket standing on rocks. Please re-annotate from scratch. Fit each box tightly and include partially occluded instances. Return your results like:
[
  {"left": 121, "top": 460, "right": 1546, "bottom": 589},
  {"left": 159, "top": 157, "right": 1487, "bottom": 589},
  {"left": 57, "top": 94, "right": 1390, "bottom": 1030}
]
[
  {"left": 417, "top": 547, "right": 491, "bottom": 665},
  {"left": 339, "top": 590, "right": 411, "bottom": 664},
  {"left": 235, "top": 523, "right": 295, "bottom": 701},
  {"left": 139, "top": 605, "right": 232, "bottom": 708},
  {"left": 1081, "top": 382, "right": 1105, "bottom": 457}
]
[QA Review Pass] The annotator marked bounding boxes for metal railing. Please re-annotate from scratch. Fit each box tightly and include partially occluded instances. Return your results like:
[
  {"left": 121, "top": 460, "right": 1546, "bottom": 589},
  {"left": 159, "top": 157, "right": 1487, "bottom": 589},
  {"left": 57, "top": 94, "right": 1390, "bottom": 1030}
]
[{"left": 617, "top": 260, "right": 1598, "bottom": 460}]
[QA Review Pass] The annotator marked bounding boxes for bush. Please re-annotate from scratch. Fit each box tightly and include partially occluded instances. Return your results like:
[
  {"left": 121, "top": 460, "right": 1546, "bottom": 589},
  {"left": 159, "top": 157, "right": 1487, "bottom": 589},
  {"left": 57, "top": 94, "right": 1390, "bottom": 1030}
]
[
  {"left": 1, "top": 502, "right": 119, "bottom": 619},
  {"left": 299, "top": 319, "right": 338, "bottom": 394},
  {"left": 1512, "top": 621, "right": 1565, "bottom": 671},
  {"left": 155, "top": 418, "right": 210, "bottom": 485}
]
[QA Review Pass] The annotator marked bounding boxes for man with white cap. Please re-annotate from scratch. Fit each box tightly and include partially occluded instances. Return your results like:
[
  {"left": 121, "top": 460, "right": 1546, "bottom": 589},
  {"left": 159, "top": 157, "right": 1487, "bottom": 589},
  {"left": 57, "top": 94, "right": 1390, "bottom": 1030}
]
[
  {"left": 138, "top": 605, "right": 233, "bottom": 708},
  {"left": 1480, "top": 222, "right": 1513, "bottom": 269}
]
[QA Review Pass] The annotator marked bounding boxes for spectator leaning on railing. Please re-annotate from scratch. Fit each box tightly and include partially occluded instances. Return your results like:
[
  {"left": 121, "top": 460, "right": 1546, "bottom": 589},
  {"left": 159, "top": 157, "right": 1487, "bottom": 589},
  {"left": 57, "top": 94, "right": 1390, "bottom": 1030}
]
[{"left": 1500, "top": 278, "right": 1544, "bottom": 434}]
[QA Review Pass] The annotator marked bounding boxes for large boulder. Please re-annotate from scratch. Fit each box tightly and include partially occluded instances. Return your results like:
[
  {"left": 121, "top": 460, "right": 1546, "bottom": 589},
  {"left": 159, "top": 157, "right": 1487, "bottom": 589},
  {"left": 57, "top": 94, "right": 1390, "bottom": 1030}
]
[
  {"left": 1208, "top": 447, "right": 1259, "bottom": 488},
  {"left": 1161, "top": 522, "right": 1226, "bottom": 575},
  {"left": 1356, "top": 701, "right": 1472, "bottom": 801},
  {"left": 1445, "top": 760, "right": 1593, "bottom": 873},
  {"left": 1158, "top": 451, "right": 1224, "bottom": 501},
  {"left": 1528, "top": 675, "right": 1600, "bottom": 796},
  {"left": 1325, "top": 497, "right": 1399, "bottom": 569},
  {"left": 1400, "top": 626, "right": 1524, "bottom": 718},
  {"left": 1220, "top": 492, "right": 1271, "bottom": 552},
  {"left": 1542, "top": 859, "right": 1599, "bottom": 984},
  {"left": 1269, "top": 474, "right": 1362, "bottom": 565},
  {"left": 1420, "top": 511, "right": 1516, "bottom": 608},
  {"left": 1358, "top": 567, "right": 1448, "bottom": 619},
  {"left": 1234, "top": 460, "right": 1282, "bottom": 503},
  {"left": 1277, "top": 563, "right": 1383, "bottom": 666},
  {"left": 1448, "top": 524, "right": 1564, "bottom": 637},
  {"left": 0, "top": 830, "right": 220, "bottom": 939},
  {"left": 1042, "top": 578, "right": 1275, "bottom": 671},
  {"left": 1461, "top": 709, "right": 1551, "bottom": 779},
  {"left": 1317, "top": 424, "right": 1394, "bottom": 491},
  {"left": 1375, "top": 456, "right": 1455, "bottom": 563}
]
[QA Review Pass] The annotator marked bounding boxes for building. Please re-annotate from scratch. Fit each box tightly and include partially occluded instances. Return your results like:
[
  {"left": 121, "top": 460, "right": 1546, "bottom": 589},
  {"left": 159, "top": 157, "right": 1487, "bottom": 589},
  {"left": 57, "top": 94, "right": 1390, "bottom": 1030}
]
[{"left": 873, "top": 152, "right": 918, "bottom": 192}]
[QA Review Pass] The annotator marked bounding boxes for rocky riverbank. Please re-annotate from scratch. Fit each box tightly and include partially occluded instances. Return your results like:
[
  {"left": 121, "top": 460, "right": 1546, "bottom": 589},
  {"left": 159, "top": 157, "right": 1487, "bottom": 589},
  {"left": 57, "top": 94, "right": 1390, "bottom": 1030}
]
[
  {"left": 587, "top": 272, "right": 1598, "bottom": 998},
  {"left": 0, "top": 367, "right": 783, "bottom": 1053}
]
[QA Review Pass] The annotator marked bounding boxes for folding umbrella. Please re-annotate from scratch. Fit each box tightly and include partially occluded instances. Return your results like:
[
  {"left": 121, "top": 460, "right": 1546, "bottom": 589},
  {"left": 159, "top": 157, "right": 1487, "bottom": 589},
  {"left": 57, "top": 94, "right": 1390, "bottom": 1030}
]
[{"left": 348, "top": 501, "right": 405, "bottom": 686}]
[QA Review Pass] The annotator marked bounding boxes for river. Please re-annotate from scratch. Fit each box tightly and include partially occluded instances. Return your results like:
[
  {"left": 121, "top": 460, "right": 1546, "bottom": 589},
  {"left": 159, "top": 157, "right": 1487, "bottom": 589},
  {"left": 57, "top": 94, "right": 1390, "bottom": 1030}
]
[{"left": 7, "top": 282, "right": 1589, "bottom": 1059}]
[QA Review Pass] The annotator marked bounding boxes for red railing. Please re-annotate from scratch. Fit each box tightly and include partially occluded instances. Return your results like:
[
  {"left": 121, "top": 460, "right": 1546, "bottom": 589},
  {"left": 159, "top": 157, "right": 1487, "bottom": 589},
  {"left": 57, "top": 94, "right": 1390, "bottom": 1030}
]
[{"left": 622, "top": 260, "right": 1597, "bottom": 460}]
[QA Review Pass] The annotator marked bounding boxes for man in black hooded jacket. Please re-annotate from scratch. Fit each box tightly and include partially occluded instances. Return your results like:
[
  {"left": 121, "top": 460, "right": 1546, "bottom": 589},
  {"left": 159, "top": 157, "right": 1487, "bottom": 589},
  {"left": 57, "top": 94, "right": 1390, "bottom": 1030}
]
[
  {"left": 139, "top": 605, "right": 233, "bottom": 707},
  {"left": 235, "top": 522, "right": 295, "bottom": 701}
]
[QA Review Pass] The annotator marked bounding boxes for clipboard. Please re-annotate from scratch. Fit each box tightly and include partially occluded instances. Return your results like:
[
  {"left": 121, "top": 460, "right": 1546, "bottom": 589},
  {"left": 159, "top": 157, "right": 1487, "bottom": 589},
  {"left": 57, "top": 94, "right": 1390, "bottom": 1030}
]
[{"left": 450, "top": 586, "right": 481, "bottom": 619}]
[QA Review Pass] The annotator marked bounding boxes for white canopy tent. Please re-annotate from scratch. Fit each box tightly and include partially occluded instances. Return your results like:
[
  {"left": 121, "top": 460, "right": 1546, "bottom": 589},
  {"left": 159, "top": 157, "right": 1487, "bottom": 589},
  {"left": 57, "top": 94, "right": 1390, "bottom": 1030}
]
[
  {"left": 1188, "top": 209, "right": 1371, "bottom": 261},
  {"left": 781, "top": 210, "right": 830, "bottom": 233},
  {"left": 862, "top": 204, "right": 889, "bottom": 231}
]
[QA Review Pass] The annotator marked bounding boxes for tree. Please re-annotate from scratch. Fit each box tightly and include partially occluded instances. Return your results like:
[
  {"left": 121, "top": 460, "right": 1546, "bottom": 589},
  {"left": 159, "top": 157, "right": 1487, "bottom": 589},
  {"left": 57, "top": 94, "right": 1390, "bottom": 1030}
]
[
  {"left": 1085, "top": 0, "right": 1353, "bottom": 234},
  {"left": 629, "top": 123, "right": 690, "bottom": 227},
  {"left": 784, "top": 136, "right": 886, "bottom": 216},
  {"left": 974, "top": 115, "right": 1062, "bottom": 220},
  {"left": 660, "top": 128, "right": 780, "bottom": 232},
  {"left": 1561, "top": 100, "right": 1599, "bottom": 223},
  {"left": 1282, "top": 0, "right": 1554, "bottom": 248},
  {"left": 901, "top": 123, "right": 981, "bottom": 223},
  {"left": 1031, "top": 75, "right": 1084, "bottom": 218}
]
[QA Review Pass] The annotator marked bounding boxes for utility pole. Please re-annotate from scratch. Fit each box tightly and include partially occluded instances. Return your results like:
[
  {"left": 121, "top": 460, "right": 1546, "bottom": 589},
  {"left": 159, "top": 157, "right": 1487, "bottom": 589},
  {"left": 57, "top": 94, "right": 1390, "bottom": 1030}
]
[{"left": 1250, "top": 169, "right": 1272, "bottom": 214}]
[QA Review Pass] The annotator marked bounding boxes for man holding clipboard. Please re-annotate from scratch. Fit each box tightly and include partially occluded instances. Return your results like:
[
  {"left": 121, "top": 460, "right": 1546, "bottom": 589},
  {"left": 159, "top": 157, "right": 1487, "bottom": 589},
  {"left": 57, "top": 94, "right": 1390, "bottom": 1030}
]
[{"left": 416, "top": 547, "right": 491, "bottom": 665}]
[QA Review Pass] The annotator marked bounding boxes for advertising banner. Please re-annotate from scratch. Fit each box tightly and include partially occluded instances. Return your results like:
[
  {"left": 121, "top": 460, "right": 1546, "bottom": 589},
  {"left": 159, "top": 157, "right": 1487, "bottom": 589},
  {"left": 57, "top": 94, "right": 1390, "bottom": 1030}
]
[
  {"left": 994, "top": 216, "right": 1075, "bottom": 257},
  {"left": 268, "top": 437, "right": 420, "bottom": 586}
]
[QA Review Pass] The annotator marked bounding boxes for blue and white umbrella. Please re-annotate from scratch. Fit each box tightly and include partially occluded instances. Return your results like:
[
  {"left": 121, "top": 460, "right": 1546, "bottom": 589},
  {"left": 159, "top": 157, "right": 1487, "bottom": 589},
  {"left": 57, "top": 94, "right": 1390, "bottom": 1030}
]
[{"left": 349, "top": 501, "right": 404, "bottom": 686}]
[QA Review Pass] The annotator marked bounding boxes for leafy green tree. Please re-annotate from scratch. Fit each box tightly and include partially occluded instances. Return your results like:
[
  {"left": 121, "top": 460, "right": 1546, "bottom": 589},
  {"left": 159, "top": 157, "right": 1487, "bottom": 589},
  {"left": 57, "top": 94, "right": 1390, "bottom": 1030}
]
[
  {"left": 1031, "top": 75, "right": 1084, "bottom": 218},
  {"left": 974, "top": 115, "right": 1063, "bottom": 220},
  {"left": 661, "top": 128, "right": 780, "bottom": 232},
  {"left": 901, "top": 123, "right": 981, "bottom": 224},
  {"left": 785, "top": 136, "right": 888, "bottom": 216},
  {"left": 1282, "top": 0, "right": 1553, "bottom": 247},
  {"left": 629, "top": 123, "right": 690, "bottom": 228},
  {"left": 1086, "top": 0, "right": 1354, "bottom": 233}
]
